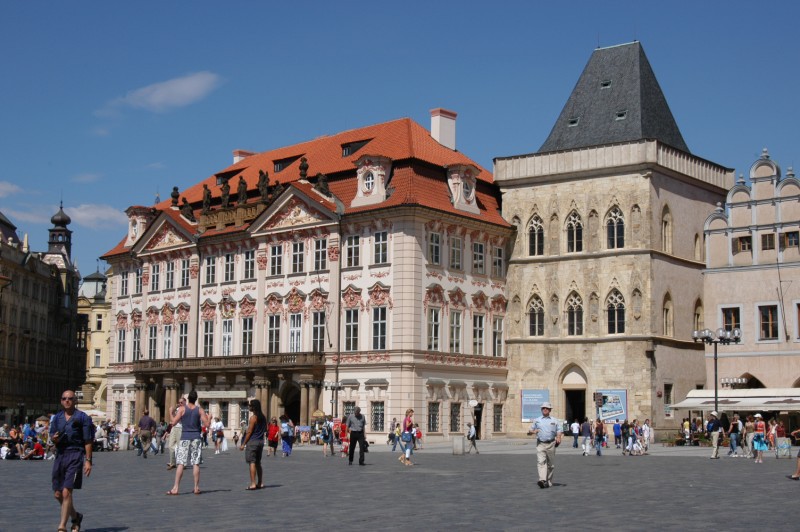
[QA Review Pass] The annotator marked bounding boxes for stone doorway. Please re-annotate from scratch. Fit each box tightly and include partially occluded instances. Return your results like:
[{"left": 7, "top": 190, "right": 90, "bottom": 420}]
[{"left": 561, "top": 365, "right": 588, "bottom": 423}]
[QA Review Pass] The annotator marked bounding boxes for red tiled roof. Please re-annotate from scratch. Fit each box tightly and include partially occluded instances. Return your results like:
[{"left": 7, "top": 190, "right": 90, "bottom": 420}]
[{"left": 104, "top": 117, "right": 508, "bottom": 258}]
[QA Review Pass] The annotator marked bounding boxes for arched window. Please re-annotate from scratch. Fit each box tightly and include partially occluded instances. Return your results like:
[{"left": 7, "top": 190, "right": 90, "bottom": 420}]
[
  {"left": 566, "top": 292, "right": 583, "bottom": 336},
  {"left": 528, "top": 296, "right": 545, "bottom": 336},
  {"left": 528, "top": 215, "right": 544, "bottom": 256},
  {"left": 662, "top": 293, "right": 674, "bottom": 336},
  {"left": 606, "top": 207, "right": 624, "bottom": 249},
  {"left": 661, "top": 206, "right": 673, "bottom": 254},
  {"left": 607, "top": 290, "right": 625, "bottom": 334},
  {"left": 566, "top": 212, "right": 583, "bottom": 253}
]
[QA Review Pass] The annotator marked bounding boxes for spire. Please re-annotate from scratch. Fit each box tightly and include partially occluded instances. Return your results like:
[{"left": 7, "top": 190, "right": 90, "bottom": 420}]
[
  {"left": 539, "top": 42, "right": 689, "bottom": 154},
  {"left": 48, "top": 201, "right": 73, "bottom": 258}
]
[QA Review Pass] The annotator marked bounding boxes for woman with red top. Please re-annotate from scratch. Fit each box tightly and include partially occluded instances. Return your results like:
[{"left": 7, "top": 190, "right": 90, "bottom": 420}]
[
  {"left": 266, "top": 418, "right": 280, "bottom": 457},
  {"left": 400, "top": 409, "right": 415, "bottom": 466},
  {"left": 753, "top": 413, "right": 768, "bottom": 463}
]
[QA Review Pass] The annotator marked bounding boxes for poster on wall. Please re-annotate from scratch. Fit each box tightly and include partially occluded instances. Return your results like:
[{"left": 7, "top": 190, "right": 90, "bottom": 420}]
[
  {"left": 597, "top": 389, "right": 627, "bottom": 422},
  {"left": 521, "top": 389, "right": 550, "bottom": 423}
]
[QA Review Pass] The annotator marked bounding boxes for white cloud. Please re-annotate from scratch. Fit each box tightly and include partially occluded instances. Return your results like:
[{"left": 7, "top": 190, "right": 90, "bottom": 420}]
[
  {"left": 0, "top": 206, "right": 51, "bottom": 225},
  {"left": 0, "top": 181, "right": 22, "bottom": 198},
  {"left": 71, "top": 173, "right": 102, "bottom": 184},
  {"left": 66, "top": 204, "right": 128, "bottom": 229},
  {"left": 146, "top": 162, "right": 166, "bottom": 170},
  {"left": 100, "top": 71, "right": 222, "bottom": 114}
]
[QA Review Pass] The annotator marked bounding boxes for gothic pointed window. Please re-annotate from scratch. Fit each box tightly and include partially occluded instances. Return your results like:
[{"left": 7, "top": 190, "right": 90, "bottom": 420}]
[
  {"left": 566, "top": 212, "right": 583, "bottom": 253},
  {"left": 528, "top": 296, "right": 544, "bottom": 337},
  {"left": 566, "top": 292, "right": 583, "bottom": 336},
  {"left": 606, "top": 207, "right": 624, "bottom": 249},
  {"left": 528, "top": 215, "right": 544, "bottom": 256},
  {"left": 606, "top": 290, "right": 625, "bottom": 334}
]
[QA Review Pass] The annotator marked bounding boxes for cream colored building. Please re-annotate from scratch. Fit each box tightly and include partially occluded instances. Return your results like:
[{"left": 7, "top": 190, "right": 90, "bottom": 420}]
[
  {"left": 494, "top": 43, "right": 733, "bottom": 437},
  {"left": 77, "top": 270, "right": 111, "bottom": 414},
  {"left": 697, "top": 150, "right": 800, "bottom": 400},
  {"left": 102, "top": 112, "right": 512, "bottom": 440}
]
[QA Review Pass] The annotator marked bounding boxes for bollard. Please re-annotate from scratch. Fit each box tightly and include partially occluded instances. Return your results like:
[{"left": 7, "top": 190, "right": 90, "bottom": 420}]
[
  {"left": 453, "top": 436, "right": 465, "bottom": 455},
  {"left": 118, "top": 431, "right": 130, "bottom": 451}
]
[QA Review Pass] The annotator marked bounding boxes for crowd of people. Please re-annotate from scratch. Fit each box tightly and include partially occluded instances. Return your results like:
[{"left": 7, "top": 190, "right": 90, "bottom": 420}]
[{"left": 567, "top": 417, "right": 652, "bottom": 457}]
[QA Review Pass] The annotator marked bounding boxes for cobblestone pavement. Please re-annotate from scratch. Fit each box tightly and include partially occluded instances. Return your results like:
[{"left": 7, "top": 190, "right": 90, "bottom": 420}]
[{"left": 3, "top": 439, "right": 796, "bottom": 531}]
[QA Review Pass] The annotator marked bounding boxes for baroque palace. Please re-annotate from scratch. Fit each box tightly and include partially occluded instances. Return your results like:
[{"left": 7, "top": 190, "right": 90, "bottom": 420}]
[{"left": 102, "top": 111, "right": 513, "bottom": 440}]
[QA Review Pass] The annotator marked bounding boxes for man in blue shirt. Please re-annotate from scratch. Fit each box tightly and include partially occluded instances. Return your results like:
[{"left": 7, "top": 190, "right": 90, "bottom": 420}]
[
  {"left": 50, "top": 390, "right": 93, "bottom": 532},
  {"left": 613, "top": 420, "right": 622, "bottom": 448},
  {"left": 528, "top": 402, "right": 563, "bottom": 489}
]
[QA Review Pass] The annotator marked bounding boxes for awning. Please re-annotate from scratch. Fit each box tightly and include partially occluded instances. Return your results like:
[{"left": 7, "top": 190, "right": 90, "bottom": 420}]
[
  {"left": 670, "top": 388, "right": 800, "bottom": 411},
  {"left": 364, "top": 378, "right": 389, "bottom": 386}
]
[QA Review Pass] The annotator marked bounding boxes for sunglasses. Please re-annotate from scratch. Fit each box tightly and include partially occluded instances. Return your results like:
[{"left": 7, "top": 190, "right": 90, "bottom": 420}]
[{"left": 61, "top": 397, "right": 76, "bottom": 401}]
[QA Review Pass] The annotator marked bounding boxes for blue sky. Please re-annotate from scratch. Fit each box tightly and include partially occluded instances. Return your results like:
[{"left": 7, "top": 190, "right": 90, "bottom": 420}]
[{"left": 1, "top": 1, "right": 798, "bottom": 276}]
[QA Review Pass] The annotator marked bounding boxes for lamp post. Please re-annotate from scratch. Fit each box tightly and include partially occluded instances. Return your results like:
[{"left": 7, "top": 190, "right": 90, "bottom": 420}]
[{"left": 692, "top": 327, "right": 742, "bottom": 413}]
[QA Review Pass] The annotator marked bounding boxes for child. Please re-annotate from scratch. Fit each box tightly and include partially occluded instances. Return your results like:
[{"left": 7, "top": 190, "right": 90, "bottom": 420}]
[
  {"left": 414, "top": 423, "right": 423, "bottom": 450},
  {"left": 233, "top": 432, "right": 239, "bottom": 447}
]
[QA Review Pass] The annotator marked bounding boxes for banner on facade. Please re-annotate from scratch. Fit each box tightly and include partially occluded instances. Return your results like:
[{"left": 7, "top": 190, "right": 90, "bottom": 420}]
[
  {"left": 521, "top": 389, "right": 550, "bottom": 423},
  {"left": 596, "top": 389, "right": 627, "bottom": 422}
]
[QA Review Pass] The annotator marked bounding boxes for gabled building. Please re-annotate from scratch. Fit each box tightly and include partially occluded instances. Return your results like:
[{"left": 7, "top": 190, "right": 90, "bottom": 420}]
[
  {"left": 0, "top": 207, "right": 84, "bottom": 424},
  {"left": 102, "top": 111, "right": 513, "bottom": 440},
  {"left": 494, "top": 42, "right": 733, "bottom": 436}
]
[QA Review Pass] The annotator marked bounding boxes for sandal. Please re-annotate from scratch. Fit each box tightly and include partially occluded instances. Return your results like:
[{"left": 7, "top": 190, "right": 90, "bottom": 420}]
[
  {"left": 71, "top": 512, "right": 83, "bottom": 532},
  {"left": 246, "top": 486, "right": 258, "bottom": 491},
  {"left": 166, "top": 489, "right": 179, "bottom": 496},
  {"left": 193, "top": 489, "right": 201, "bottom": 495}
]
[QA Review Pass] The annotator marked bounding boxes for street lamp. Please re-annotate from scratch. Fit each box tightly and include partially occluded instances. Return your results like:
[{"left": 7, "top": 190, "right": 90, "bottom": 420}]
[{"left": 692, "top": 327, "right": 742, "bottom": 413}]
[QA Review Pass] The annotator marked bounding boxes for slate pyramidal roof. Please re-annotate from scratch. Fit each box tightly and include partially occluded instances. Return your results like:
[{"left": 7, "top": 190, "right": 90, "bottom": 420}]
[
  {"left": 103, "top": 117, "right": 507, "bottom": 258},
  {"left": 539, "top": 41, "right": 690, "bottom": 154}
]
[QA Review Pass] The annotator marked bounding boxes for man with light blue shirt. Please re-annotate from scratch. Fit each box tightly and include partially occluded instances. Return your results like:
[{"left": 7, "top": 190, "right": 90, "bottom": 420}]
[{"left": 528, "top": 402, "right": 563, "bottom": 489}]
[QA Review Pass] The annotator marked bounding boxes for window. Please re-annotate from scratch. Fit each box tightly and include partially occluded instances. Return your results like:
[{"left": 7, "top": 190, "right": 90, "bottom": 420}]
[
  {"left": 239, "top": 317, "right": 252, "bottom": 356},
  {"left": 220, "top": 402, "right": 229, "bottom": 428},
  {"left": 150, "top": 264, "right": 160, "bottom": 291},
  {"left": 312, "top": 311, "right": 325, "bottom": 352},
  {"left": 492, "top": 317, "right": 503, "bottom": 357},
  {"left": 270, "top": 245, "right": 283, "bottom": 276},
  {"left": 566, "top": 293, "right": 583, "bottom": 336},
  {"left": 429, "top": 233, "right": 441, "bottom": 265},
  {"left": 528, "top": 296, "right": 544, "bottom": 336},
  {"left": 180, "top": 259, "right": 190, "bottom": 288},
  {"left": 94, "top": 349, "right": 101, "bottom": 368},
  {"left": 566, "top": 212, "right": 583, "bottom": 253},
  {"left": 239, "top": 403, "right": 249, "bottom": 429},
  {"left": 134, "top": 268, "right": 143, "bottom": 294},
  {"left": 662, "top": 207, "right": 672, "bottom": 254},
  {"left": 223, "top": 253, "right": 235, "bottom": 282},
  {"left": 372, "top": 306, "right": 387, "bottom": 350},
  {"left": 374, "top": 231, "right": 388, "bottom": 264},
  {"left": 472, "top": 242, "right": 485, "bottom": 274},
  {"left": 116, "top": 330, "right": 126, "bottom": 362},
  {"left": 428, "top": 402, "right": 440, "bottom": 433},
  {"left": 148, "top": 325, "right": 157, "bottom": 359},
  {"left": 371, "top": 401, "right": 385, "bottom": 432},
  {"left": 427, "top": 308, "right": 441, "bottom": 351},
  {"left": 450, "top": 402, "right": 461, "bottom": 433},
  {"left": 291, "top": 242, "right": 304, "bottom": 274},
  {"left": 735, "top": 236, "right": 752, "bottom": 253},
  {"left": 243, "top": 250, "right": 255, "bottom": 280},
  {"left": 528, "top": 216, "right": 544, "bottom": 256},
  {"left": 449, "top": 311, "right": 462, "bottom": 353},
  {"left": 120, "top": 272, "right": 128, "bottom": 296},
  {"left": 95, "top": 314, "right": 103, "bottom": 331},
  {"left": 132, "top": 327, "right": 141, "bottom": 361},
  {"left": 722, "top": 307, "right": 742, "bottom": 331},
  {"left": 343, "top": 401, "right": 356, "bottom": 418},
  {"left": 606, "top": 207, "right": 624, "bottom": 249},
  {"left": 662, "top": 295, "right": 674, "bottom": 337},
  {"left": 784, "top": 231, "right": 800, "bottom": 249},
  {"left": 178, "top": 323, "right": 188, "bottom": 359},
  {"left": 115, "top": 402, "right": 122, "bottom": 424},
  {"left": 492, "top": 247, "right": 504, "bottom": 277},
  {"left": 204, "top": 257, "right": 216, "bottom": 284},
  {"left": 289, "top": 314, "right": 302, "bottom": 353},
  {"left": 473, "top": 315, "right": 485, "bottom": 355},
  {"left": 163, "top": 324, "right": 172, "bottom": 359},
  {"left": 203, "top": 321, "right": 214, "bottom": 357},
  {"left": 759, "top": 305, "right": 779, "bottom": 340},
  {"left": 314, "top": 239, "right": 327, "bottom": 271},
  {"left": 344, "top": 310, "right": 358, "bottom": 351},
  {"left": 165, "top": 261, "right": 175, "bottom": 290},
  {"left": 606, "top": 290, "right": 625, "bottom": 334},
  {"left": 268, "top": 315, "right": 280, "bottom": 353},
  {"left": 450, "top": 236, "right": 463, "bottom": 270},
  {"left": 345, "top": 236, "right": 360, "bottom": 268},
  {"left": 493, "top": 404, "right": 503, "bottom": 433},
  {"left": 221, "top": 318, "right": 233, "bottom": 356},
  {"left": 664, "top": 383, "right": 673, "bottom": 406},
  {"left": 762, "top": 233, "right": 775, "bottom": 251}
]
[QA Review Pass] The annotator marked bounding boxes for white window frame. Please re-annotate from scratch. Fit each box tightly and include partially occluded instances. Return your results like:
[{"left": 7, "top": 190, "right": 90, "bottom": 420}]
[
  {"left": 292, "top": 242, "right": 304, "bottom": 274},
  {"left": 428, "top": 308, "right": 441, "bottom": 351},
  {"left": 241, "top": 316, "right": 253, "bottom": 356},
  {"left": 492, "top": 247, "right": 504, "bottom": 277},
  {"left": 150, "top": 264, "right": 160, "bottom": 291},
  {"left": 492, "top": 317, "right": 503, "bottom": 357},
  {"left": 472, "top": 242, "right": 485, "bottom": 274},
  {"left": 372, "top": 306, "right": 387, "bottom": 350},
  {"left": 449, "top": 310, "right": 462, "bottom": 353},
  {"left": 312, "top": 311, "right": 326, "bottom": 352},
  {"left": 134, "top": 268, "right": 143, "bottom": 294},
  {"left": 473, "top": 314, "right": 485, "bottom": 355},
  {"left": 374, "top": 231, "right": 388, "bottom": 264},
  {"left": 345, "top": 309, "right": 359, "bottom": 351},
  {"left": 289, "top": 313, "right": 302, "bottom": 352},
  {"left": 450, "top": 236, "right": 462, "bottom": 270},
  {"left": 221, "top": 318, "right": 233, "bottom": 356},
  {"left": 165, "top": 261, "right": 175, "bottom": 290},
  {"left": 270, "top": 245, "right": 283, "bottom": 276},
  {"left": 203, "top": 321, "right": 214, "bottom": 357},
  {"left": 346, "top": 235, "right": 360, "bottom": 268},
  {"left": 116, "top": 329, "right": 126, "bottom": 362},
  {"left": 243, "top": 250, "right": 255, "bottom": 280},
  {"left": 163, "top": 324, "right": 172, "bottom": 359},
  {"left": 120, "top": 271, "right": 128, "bottom": 296},
  {"left": 180, "top": 259, "right": 190, "bottom": 288},
  {"left": 178, "top": 322, "right": 188, "bottom": 359},
  {"left": 148, "top": 325, "right": 158, "bottom": 360},
  {"left": 205, "top": 256, "right": 216, "bottom": 284},
  {"left": 132, "top": 327, "right": 141, "bottom": 361},
  {"left": 429, "top": 232, "right": 441, "bottom": 265},
  {"left": 314, "top": 239, "right": 327, "bottom": 271},
  {"left": 224, "top": 253, "right": 235, "bottom": 283},
  {"left": 267, "top": 315, "right": 280, "bottom": 353}
]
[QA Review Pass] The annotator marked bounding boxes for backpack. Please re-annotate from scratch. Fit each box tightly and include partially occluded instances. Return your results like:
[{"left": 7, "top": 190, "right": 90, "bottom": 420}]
[{"left": 321, "top": 424, "right": 330, "bottom": 440}]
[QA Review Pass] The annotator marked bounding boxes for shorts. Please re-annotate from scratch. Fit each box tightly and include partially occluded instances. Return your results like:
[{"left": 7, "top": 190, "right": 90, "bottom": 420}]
[
  {"left": 176, "top": 439, "right": 203, "bottom": 466},
  {"left": 245, "top": 441, "right": 264, "bottom": 464},
  {"left": 52, "top": 449, "right": 84, "bottom": 491},
  {"left": 268, "top": 439, "right": 279, "bottom": 449}
]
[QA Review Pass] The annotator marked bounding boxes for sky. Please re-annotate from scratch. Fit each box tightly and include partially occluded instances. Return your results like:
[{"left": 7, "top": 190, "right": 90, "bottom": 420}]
[{"left": 1, "top": 1, "right": 798, "bottom": 277}]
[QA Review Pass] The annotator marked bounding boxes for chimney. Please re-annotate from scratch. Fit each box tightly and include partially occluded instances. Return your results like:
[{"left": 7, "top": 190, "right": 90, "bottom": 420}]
[
  {"left": 430, "top": 108, "right": 457, "bottom": 150},
  {"left": 233, "top": 149, "right": 255, "bottom": 164}
]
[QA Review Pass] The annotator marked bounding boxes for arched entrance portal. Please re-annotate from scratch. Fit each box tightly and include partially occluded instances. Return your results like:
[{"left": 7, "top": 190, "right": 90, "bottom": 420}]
[
  {"left": 561, "top": 365, "right": 587, "bottom": 423},
  {"left": 283, "top": 384, "right": 301, "bottom": 423}
]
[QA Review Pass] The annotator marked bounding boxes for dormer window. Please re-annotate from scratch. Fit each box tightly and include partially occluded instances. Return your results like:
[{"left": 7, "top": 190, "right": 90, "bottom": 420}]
[
  {"left": 447, "top": 164, "right": 480, "bottom": 215},
  {"left": 342, "top": 140, "right": 370, "bottom": 157},
  {"left": 274, "top": 156, "right": 301, "bottom": 173},
  {"left": 351, "top": 156, "right": 391, "bottom": 208},
  {"left": 364, "top": 171, "right": 375, "bottom": 192}
]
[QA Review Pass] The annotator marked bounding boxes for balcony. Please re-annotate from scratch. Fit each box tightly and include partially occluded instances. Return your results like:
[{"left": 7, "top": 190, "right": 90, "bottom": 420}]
[{"left": 128, "top": 352, "right": 325, "bottom": 374}]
